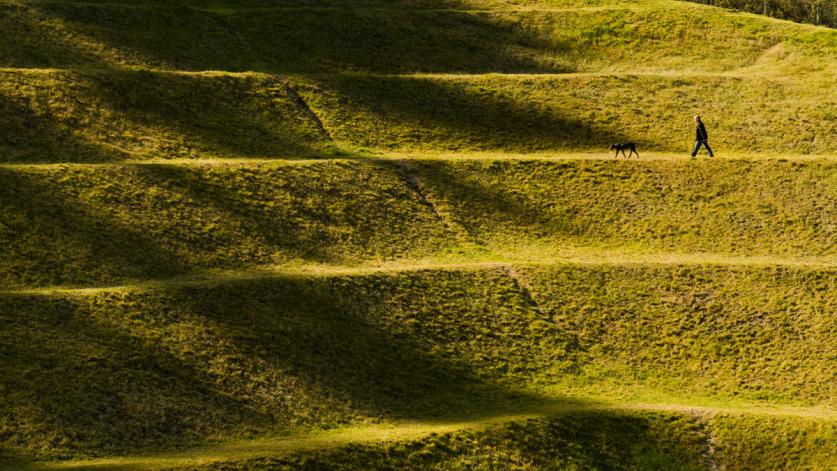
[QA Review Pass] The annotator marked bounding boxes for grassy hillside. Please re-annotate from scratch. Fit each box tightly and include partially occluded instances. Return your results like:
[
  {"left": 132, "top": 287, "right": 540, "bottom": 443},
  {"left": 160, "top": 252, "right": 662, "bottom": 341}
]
[
  {"left": 1, "top": 159, "right": 833, "bottom": 288},
  {"left": 0, "top": 160, "right": 457, "bottom": 288},
  {"left": 521, "top": 263, "right": 836, "bottom": 404},
  {"left": 410, "top": 158, "right": 836, "bottom": 257},
  {"left": 299, "top": 72, "right": 836, "bottom": 153},
  {"left": 0, "top": 269, "right": 566, "bottom": 459},
  {"left": 3, "top": 68, "right": 834, "bottom": 161},
  {"left": 1, "top": 264, "right": 833, "bottom": 460},
  {"left": 708, "top": 414, "right": 837, "bottom": 470},
  {"left": 187, "top": 412, "right": 835, "bottom": 471},
  {"left": 1, "top": 0, "right": 835, "bottom": 468},
  {"left": 3, "top": 1, "right": 831, "bottom": 73},
  {"left": 0, "top": 70, "right": 331, "bottom": 163},
  {"left": 1, "top": 68, "right": 834, "bottom": 160},
  {"left": 194, "top": 411, "right": 712, "bottom": 471},
  {"left": 0, "top": 0, "right": 834, "bottom": 159}
]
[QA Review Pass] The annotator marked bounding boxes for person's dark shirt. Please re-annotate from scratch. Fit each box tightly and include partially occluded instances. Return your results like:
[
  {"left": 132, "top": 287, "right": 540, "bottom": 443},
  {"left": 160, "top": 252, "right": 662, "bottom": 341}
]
[{"left": 696, "top": 121, "right": 709, "bottom": 141}]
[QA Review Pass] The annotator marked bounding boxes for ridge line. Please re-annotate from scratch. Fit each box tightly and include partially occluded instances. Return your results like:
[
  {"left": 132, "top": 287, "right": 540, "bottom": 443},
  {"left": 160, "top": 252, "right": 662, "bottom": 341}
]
[
  {"left": 1, "top": 254, "right": 833, "bottom": 297},
  {"left": 6, "top": 2, "right": 637, "bottom": 14},
  {"left": 1, "top": 153, "right": 835, "bottom": 168},
  {"left": 15, "top": 399, "right": 834, "bottom": 471},
  {"left": 0, "top": 67, "right": 772, "bottom": 79}
]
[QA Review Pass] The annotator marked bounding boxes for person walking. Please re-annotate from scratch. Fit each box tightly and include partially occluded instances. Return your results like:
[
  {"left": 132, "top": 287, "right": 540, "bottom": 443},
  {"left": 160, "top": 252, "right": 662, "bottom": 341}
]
[{"left": 691, "top": 115, "right": 714, "bottom": 159}]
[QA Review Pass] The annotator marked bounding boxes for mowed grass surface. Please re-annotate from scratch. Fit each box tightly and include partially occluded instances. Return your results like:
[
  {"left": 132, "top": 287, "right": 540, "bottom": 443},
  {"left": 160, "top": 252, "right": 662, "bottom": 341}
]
[
  {"left": 1, "top": 264, "right": 833, "bottom": 460},
  {"left": 1, "top": 158, "right": 833, "bottom": 288}
]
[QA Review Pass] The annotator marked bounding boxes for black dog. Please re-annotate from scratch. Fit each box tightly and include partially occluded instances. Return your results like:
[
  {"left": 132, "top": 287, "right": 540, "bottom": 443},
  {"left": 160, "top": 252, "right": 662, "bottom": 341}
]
[{"left": 609, "top": 143, "right": 639, "bottom": 159}]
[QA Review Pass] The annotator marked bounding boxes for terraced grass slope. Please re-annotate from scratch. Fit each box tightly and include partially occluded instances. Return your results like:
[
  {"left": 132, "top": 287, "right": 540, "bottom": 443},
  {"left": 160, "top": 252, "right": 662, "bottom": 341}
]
[
  {"left": 0, "top": 0, "right": 835, "bottom": 469},
  {"left": 186, "top": 412, "right": 835, "bottom": 471},
  {"left": 2, "top": 265, "right": 834, "bottom": 461},
  {"left": 6, "top": 0, "right": 828, "bottom": 73},
  {"left": 0, "top": 0, "right": 834, "bottom": 160},
  {"left": 2, "top": 159, "right": 834, "bottom": 288}
]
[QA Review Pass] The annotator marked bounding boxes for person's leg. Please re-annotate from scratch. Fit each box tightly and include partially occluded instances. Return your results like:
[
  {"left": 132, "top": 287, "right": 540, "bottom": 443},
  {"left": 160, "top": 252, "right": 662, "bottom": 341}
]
[
  {"left": 691, "top": 140, "right": 701, "bottom": 158},
  {"left": 703, "top": 140, "right": 715, "bottom": 157}
]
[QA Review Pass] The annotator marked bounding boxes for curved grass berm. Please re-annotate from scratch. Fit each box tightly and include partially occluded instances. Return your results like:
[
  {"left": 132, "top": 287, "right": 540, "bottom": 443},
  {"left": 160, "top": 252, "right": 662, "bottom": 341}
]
[{"left": 0, "top": 0, "right": 835, "bottom": 469}]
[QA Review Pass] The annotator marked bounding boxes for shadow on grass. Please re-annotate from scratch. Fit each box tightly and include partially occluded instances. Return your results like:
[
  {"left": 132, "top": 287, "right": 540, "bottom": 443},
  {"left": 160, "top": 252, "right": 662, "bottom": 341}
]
[
  {"left": 0, "top": 92, "right": 128, "bottom": 164},
  {"left": 0, "top": 69, "right": 332, "bottom": 164},
  {"left": 126, "top": 160, "right": 457, "bottom": 265},
  {"left": 0, "top": 294, "right": 275, "bottom": 459},
  {"left": 251, "top": 409, "right": 709, "bottom": 471},
  {"left": 15, "top": 2, "right": 572, "bottom": 73},
  {"left": 300, "top": 74, "right": 632, "bottom": 151},
  {"left": 0, "top": 169, "right": 189, "bottom": 288},
  {"left": 408, "top": 160, "right": 568, "bottom": 242},
  {"left": 0, "top": 159, "right": 463, "bottom": 288},
  {"left": 1, "top": 3, "right": 632, "bottom": 163},
  {"left": 0, "top": 2, "right": 114, "bottom": 69},
  {"left": 78, "top": 70, "right": 328, "bottom": 158},
  {"left": 0, "top": 270, "right": 585, "bottom": 461},
  {"left": 126, "top": 163, "right": 353, "bottom": 265}
]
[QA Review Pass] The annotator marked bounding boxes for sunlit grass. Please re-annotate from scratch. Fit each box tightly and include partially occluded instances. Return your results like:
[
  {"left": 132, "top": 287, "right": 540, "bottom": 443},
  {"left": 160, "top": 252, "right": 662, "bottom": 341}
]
[{"left": 0, "top": 0, "right": 835, "bottom": 469}]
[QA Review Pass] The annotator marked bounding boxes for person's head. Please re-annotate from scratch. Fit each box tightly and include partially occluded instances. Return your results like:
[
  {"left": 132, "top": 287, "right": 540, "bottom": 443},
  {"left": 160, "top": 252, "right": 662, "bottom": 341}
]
[{"left": 694, "top": 115, "right": 701, "bottom": 122}]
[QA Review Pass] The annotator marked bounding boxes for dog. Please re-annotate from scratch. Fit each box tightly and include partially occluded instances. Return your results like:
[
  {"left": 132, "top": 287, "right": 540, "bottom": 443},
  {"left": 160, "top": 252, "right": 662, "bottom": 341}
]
[{"left": 609, "top": 143, "right": 639, "bottom": 159}]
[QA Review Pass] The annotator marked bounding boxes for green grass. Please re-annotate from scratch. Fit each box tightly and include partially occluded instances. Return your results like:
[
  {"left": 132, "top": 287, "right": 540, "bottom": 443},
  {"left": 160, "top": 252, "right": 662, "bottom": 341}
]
[
  {"left": 10, "top": 405, "right": 835, "bottom": 470},
  {"left": 0, "top": 70, "right": 331, "bottom": 163},
  {"left": 521, "top": 263, "right": 836, "bottom": 404},
  {"left": 1, "top": 263, "right": 833, "bottom": 461},
  {"left": 189, "top": 411, "right": 712, "bottom": 471},
  {"left": 181, "top": 411, "right": 835, "bottom": 471},
  {"left": 0, "top": 268, "right": 555, "bottom": 459},
  {"left": 0, "top": 0, "right": 833, "bottom": 160},
  {"left": 1, "top": 0, "right": 835, "bottom": 468},
  {"left": 2, "top": 67, "right": 834, "bottom": 162},
  {"left": 408, "top": 158, "right": 836, "bottom": 256},
  {"left": 3, "top": 158, "right": 832, "bottom": 288},
  {"left": 298, "top": 72, "right": 836, "bottom": 154},
  {"left": 3, "top": 0, "right": 831, "bottom": 73},
  {"left": 709, "top": 414, "right": 837, "bottom": 470},
  {"left": 0, "top": 160, "right": 456, "bottom": 288}
]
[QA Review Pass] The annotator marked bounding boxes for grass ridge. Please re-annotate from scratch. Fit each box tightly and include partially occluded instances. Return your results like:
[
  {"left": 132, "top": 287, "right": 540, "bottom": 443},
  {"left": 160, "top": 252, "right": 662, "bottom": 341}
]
[
  {"left": 15, "top": 400, "right": 834, "bottom": 471},
  {"left": 1, "top": 253, "right": 835, "bottom": 296}
]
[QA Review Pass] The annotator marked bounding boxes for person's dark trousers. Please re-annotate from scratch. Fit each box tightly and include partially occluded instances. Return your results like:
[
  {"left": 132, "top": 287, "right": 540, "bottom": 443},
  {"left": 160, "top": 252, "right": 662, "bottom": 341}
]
[{"left": 691, "top": 139, "right": 714, "bottom": 158}]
